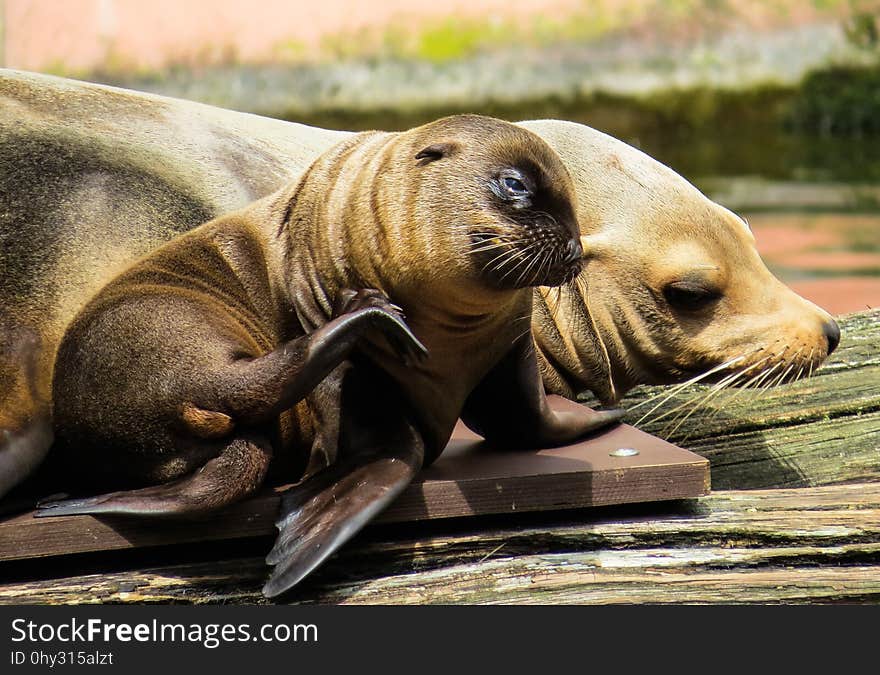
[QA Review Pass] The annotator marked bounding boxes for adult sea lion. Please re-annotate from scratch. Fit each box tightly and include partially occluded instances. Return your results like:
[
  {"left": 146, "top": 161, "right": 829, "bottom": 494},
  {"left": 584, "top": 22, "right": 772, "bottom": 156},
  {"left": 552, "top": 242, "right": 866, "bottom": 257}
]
[
  {"left": 519, "top": 119, "right": 841, "bottom": 405},
  {"left": 0, "top": 70, "right": 839, "bottom": 497},
  {"left": 36, "top": 115, "right": 621, "bottom": 596}
]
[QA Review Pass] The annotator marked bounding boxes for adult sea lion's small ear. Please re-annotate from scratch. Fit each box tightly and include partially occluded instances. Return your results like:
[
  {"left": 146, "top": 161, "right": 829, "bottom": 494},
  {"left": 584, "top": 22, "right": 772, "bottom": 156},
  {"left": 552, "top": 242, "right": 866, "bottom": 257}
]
[{"left": 415, "top": 142, "right": 459, "bottom": 164}]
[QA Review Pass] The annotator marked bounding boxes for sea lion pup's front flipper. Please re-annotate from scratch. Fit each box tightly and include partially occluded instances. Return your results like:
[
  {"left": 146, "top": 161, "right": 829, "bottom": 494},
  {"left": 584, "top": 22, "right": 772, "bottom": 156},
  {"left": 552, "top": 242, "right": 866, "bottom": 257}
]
[
  {"left": 263, "top": 415, "right": 423, "bottom": 598},
  {"left": 37, "top": 291, "right": 427, "bottom": 519},
  {"left": 462, "top": 331, "right": 624, "bottom": 448}
]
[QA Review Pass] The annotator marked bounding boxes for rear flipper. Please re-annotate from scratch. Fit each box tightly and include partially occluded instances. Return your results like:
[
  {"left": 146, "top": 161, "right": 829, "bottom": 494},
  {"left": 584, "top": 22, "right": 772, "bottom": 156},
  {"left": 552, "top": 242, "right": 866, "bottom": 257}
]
[
  {"left": 0, "top": 417, "right": 53, "bottom": 499},
  {"left": 35, "top": 435, "right": 272, "bottom": 517},
  {"left": 263, "top": 424, "right": 424, "bottom": 598},
  {"left": 0, "top": 325, "right": 52, "bottom": 498}
]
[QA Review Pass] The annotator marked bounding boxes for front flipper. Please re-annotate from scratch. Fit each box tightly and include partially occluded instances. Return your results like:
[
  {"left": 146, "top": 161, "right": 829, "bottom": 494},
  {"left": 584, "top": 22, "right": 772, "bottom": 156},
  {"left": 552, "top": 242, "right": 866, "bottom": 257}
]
[
  {"left": 263, "top": 421, "right": 424, "bottom": 598},
  {"left": 462, "top": 332, "right": 623, "bottom": 448},
  {"left": 218, "top": 288, "right": 428, "bottom": 424},
  {"left": 36, "top": 435, "right": 272, "bottom": 517}
]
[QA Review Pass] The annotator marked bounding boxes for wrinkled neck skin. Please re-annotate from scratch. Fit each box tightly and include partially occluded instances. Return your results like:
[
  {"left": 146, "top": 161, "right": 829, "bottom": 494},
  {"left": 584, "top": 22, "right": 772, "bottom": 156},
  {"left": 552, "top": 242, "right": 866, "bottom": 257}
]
[
  {"left": 533, "top": 280, "right": 619, "bottom": 405},
  {"left": 258, "top": 132, "right": 530, "bottom": 457}
]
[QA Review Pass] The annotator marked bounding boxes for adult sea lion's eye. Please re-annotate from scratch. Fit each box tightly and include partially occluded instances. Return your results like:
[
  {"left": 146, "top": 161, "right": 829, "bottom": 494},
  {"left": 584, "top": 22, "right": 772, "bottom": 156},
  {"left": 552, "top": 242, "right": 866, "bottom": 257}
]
[{"left": 664, "top": 281, "right": 722, "bottom": 312}]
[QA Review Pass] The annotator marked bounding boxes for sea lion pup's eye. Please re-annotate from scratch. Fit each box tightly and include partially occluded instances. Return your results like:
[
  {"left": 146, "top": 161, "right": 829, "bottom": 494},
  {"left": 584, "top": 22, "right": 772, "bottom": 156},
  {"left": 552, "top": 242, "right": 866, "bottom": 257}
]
[
  {"left": 502, "top": 176, "right": 528, "bottom": 195},
  {"left": 492, "top": 169, "right": 533, "bottom": 204},
  {"left": 663, "top": 280, "right": 723, "bottom": 312}
]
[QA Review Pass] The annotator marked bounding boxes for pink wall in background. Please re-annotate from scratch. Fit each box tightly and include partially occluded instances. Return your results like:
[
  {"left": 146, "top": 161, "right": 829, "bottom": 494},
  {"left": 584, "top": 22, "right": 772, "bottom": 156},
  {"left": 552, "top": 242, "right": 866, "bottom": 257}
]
[{"left": 3, "top": 0, "right": 581, "bottom": 72}]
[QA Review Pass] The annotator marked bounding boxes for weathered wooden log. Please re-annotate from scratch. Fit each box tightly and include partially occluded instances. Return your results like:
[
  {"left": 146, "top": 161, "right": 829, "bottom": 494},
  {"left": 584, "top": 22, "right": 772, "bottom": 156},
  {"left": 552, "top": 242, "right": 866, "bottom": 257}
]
[{"left": 1, "top": 481, "right": 878, "bottom": 604}]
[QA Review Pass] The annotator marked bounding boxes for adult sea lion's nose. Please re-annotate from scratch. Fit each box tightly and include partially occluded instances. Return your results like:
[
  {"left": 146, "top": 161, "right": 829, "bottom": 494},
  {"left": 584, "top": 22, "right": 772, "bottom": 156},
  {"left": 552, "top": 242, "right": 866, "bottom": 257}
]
[{"left": 824, "top": 319, "right": 841, "bottom": 355}]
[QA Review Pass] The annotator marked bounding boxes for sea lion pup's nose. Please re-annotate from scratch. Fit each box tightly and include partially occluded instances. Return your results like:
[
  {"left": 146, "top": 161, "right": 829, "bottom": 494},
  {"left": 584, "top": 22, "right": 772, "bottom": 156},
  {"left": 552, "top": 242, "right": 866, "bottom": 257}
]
[
  {"left": 563, "top": 238, "right": 582, "bottom": 266},
  {"left": 824, "top": 318, "right": 841, "bottom": 354}
]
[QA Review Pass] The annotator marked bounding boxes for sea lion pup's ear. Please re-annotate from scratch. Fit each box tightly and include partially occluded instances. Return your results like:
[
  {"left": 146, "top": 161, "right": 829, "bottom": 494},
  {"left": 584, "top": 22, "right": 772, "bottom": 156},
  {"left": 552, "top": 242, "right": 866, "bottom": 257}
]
[{"left": 415, "top": 142, "right": 459, "bottom": 164}]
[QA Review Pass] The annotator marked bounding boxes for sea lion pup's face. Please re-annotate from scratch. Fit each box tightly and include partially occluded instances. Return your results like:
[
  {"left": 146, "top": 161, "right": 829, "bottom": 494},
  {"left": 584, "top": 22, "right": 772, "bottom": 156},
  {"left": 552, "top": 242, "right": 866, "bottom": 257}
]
[
  {"left": 519, "top": 120, "right": 840, "bottom": 405},
  {"left": 298, "top": 115, "right": 584, "bottom": 323},
  {"left": 392, "top": 115, "right": 583, "bottom": 295}
]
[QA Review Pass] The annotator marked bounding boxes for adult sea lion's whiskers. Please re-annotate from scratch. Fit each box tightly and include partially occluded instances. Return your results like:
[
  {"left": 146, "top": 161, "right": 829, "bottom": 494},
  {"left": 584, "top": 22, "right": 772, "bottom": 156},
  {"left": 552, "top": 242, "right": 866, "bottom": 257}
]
[
  {"left": 807, "top": 348, "right": 816, "bottom": 380},
  {"left": 793, "top": 346, "right": 812, "bottom": 383},
  {"left": 661, "top": 366, "right": 755, "bottom": 439},
  {"left": 650, "top": 362, "right": 750, "bottom": 427},
  {"left": 674, "top": 367, "right": 760, "bottom": 441},
  {"left": 630, "top": 353, "right": 748, "bottom": 424},
  {"left": 744, "top": 360, "right": 786, "bottom": 404},
  {"left": 702, "top": 352, "right": 776, "bottom": 419},
  {"left": 782, "top": 347, "right": 806, "bottom": 385},
  {"left": 757, "top": 344, "right": 795, "bottom": 392},
  {"left": 735, "top": 343, "right": 789, "bottom": 394},
  {"left": 769, "top": 353, "right": 801, "bottom": 389}
]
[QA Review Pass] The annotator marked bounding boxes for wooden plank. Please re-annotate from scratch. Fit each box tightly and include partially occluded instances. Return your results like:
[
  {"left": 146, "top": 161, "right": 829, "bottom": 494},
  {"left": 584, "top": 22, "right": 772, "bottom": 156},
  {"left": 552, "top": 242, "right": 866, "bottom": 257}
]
[
  {"left": 0, "top": 397, "right": 708, "bottom": 562},
  {"left": 2, "top": 482, "right": 878, "bottom": 605}
]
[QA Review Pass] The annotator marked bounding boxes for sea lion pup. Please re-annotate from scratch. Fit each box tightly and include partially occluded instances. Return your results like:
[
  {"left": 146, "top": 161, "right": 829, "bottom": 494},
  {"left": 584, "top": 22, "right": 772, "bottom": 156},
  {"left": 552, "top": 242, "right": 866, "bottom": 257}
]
[
  {"left": 519, "top": 120, "right": 841, "bottom": 405},
  {"left": 36, "top": 115, "right": 621, "bottom": 596}
]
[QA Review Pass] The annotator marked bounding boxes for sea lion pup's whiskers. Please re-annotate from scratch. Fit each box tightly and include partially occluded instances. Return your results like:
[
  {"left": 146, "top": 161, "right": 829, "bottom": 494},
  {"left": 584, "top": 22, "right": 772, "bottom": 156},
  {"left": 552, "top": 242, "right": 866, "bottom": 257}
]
[
  {"left": 501, "top": 241, "right": 546, "bottom": 285},
  {"left": 515, "top": 244, "right": 548, "bottom": 288},
  {"left": 40, "top": 114, "right": 622, "bottom": 597}
]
